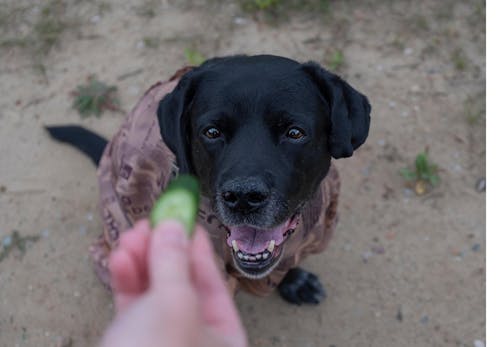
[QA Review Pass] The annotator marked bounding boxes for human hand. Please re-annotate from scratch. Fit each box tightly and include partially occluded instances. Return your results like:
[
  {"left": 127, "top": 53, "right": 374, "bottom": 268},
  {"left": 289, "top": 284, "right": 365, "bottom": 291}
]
[{"left": 100, "top": 219, "right": 247, "bottom": 347}]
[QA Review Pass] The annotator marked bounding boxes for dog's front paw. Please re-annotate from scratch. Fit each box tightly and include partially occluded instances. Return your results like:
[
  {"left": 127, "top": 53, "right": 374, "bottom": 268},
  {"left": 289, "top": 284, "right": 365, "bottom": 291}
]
[{"left": 278, "top": 267, "right": 326, "bottom": 305}]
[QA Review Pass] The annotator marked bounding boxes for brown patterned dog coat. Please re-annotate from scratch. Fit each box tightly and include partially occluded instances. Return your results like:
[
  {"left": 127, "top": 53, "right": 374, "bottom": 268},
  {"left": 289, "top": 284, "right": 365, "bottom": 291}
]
[{"left": 90, "top": 68, "right": 340, "bottom": 296}]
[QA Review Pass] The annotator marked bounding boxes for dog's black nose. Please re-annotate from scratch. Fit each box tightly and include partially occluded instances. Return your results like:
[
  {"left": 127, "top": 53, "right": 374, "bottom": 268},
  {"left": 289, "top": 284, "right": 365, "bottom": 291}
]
[{"left": 221, "top": 179, "right": 270, "bottom": 212}]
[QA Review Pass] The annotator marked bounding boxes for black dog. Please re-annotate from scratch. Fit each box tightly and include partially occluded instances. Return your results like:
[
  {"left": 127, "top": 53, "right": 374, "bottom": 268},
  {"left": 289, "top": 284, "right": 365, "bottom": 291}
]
[{"left": 47, "top": 55, "right": 370, "bottom": 305}]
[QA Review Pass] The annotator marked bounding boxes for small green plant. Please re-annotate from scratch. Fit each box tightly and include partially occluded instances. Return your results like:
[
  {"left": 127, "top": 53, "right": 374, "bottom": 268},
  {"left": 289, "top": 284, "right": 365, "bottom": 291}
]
[
  {"left": 71, "top": 76, "right": 121, "bottom": 117},
  {"left": 143, "top": 36, "right": 160, "bottom": 49},
  {"left": 400, "top": 151, "right": 440, "bottom": 195},
  {"left": 0, "top": 38, "right": 29, "bottom": 48},
  {"left": 135, "top": 1, "right": 155, "bottom": 17},
  {"left": 413, "top": 15, "right": 429, "bottom": 31},
  {"left": 33, "top": 0, "right": 68, "bottom": 56},
  {"left": 0, "top": 0, "right": 68, "bottom": 70},
  {"left": 184, "top": 48, "right": 205, "bottom": 66},
  {"left": 253, "top": 0, "right": 280, "bottom": 10},
  {"left": 1, "top": 231, "right": 40, "bottom": 262},
  {"left": 328, "top": 50, "right": 344, "bottom": 71},
  {"left": 451, "top": 48, "right": 467, "bottom": 71},
  {"left": 240, "top": 0, "right": 280, "bottom": 11},
  {"left": 390, "top": 37, "right": 405, "bottom": 50},
  {"left": 98, "top": 2, "right": 112, "bottom": 15},
  {"left": 464, "top": 93, "right": 485, "bottom": 125},
  {"left": 239, "top": 0, "right": 330, "bottom": 24}
]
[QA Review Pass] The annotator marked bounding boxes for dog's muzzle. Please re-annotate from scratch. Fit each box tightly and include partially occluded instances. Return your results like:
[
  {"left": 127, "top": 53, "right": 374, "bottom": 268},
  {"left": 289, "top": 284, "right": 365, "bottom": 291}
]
[{"left": 225, "top": 213, "right": 300, "bottom": 279}]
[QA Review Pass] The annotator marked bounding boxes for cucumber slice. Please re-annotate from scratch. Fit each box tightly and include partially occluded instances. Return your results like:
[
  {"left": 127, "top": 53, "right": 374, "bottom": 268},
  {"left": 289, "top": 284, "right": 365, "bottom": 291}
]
[{"left": 150, "top": 175, "right": 200, "bottom": 236}]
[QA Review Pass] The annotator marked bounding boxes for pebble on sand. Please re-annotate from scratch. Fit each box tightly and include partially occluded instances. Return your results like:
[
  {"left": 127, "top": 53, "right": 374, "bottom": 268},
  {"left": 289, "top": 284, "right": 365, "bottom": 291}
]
[
  {"left": 403, "top": 188, "right": 415, "bottom": 198},
  {"left": 362, "top": 251, "right": 373, "bottom": 263},
  {"left": 475, "top": 178, "right": 486, "bottom": 192},
  {"left": 55, "top": 336, "right": 73, "bottom": 347},
  {"left": 404, "top": 47, "right": 413, "bottom": 55},
  {"left": 371, "top": 245, "right": 385, "bottom": 255},
  {"left": 233, "top": 17, "right": 248, "bottom": 25},
  {"left": 2, "top": 235, "right": 12, "bottom": 248},
  {"left": 79, "top": 226, "right": 88, "bottom": 235},
  {"left": 396, "top": 307, "right": 403, "bottom": 322}
]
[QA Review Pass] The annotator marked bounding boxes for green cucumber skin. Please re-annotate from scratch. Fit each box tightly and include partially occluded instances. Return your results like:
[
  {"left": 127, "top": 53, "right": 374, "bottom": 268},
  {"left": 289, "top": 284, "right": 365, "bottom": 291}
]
[{"left": 150, "top": 175, "right": 200, "bottom": 236}]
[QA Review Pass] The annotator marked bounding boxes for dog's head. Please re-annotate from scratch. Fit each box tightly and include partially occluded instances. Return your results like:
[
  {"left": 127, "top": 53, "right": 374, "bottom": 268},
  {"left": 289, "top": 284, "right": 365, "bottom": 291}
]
[{"left": 158, "top": 55, "right": 370, "bottom": 278}]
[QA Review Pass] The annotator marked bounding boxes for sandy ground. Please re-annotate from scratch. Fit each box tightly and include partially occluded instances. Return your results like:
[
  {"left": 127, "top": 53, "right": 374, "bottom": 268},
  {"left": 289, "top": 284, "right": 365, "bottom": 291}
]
[{"left": 0, "top": 1, "right": 485, "bottom": 346}]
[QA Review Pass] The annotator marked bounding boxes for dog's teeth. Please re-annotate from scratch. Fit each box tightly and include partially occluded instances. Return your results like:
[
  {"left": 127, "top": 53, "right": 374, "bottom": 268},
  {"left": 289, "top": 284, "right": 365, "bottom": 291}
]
[
  {"left": 262, "top": 252, "right": 269, "bottom": 259},
  {"left": 232, "top": 240, "right": 239, "bottom": 252},
  {"left": 237, "top": 252, "right": 243, "bottom": 259},
  {"left": 243, "top": 255, "right": 249, "bottom": 260},
  {"left": 267, "top": 240, "right": 275, "bottom": 253},
  {"left": 249, "top": 256, "right": 256, "bottom": 261},
  {"left": 256, "top": 253, "right": 262, "bottom": 259}
]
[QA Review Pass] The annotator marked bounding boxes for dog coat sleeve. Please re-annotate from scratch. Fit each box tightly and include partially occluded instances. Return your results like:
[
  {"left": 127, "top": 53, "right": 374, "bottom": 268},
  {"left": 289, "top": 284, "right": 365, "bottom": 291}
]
[{"left": 90, "top": 76, "right": 181, "bottom": 287}]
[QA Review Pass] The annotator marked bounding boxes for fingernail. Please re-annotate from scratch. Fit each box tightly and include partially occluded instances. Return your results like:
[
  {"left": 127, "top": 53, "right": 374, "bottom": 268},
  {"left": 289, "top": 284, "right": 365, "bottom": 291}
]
[{"left": 155, "top": 220, "right": 188, "bottom": 248}]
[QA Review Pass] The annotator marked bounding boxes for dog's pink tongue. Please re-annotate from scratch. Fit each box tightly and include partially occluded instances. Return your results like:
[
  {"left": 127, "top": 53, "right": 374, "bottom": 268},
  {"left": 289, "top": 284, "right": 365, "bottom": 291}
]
[{"left": 226, "top": 223, "right": 287, "bottom": 254}]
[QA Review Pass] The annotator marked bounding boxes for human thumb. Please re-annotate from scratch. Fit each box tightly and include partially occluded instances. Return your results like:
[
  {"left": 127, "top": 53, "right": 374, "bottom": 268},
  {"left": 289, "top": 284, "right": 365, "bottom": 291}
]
[{"left": 149, "top": 220, "right": 191, "bottom": 291}]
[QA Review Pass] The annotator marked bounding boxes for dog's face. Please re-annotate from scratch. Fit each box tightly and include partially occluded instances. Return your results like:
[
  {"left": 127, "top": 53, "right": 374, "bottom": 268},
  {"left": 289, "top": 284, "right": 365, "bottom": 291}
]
[{"left": 158, "top": 55, "right": 370, "bottom": 279}]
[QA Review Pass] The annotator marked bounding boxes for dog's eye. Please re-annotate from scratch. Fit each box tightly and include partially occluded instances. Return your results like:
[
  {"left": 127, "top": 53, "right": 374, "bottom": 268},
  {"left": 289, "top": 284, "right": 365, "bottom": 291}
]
[
  {"left": 204, "top": 127, "right": 221, "bottom": 139},
  {"left": 286, "top": 127, "right": 305, "bottom": 140}
]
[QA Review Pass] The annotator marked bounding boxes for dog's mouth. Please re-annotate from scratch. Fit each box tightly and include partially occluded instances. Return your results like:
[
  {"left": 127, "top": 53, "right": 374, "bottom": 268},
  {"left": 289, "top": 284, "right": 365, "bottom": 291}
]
[{"left": 225, "top": 213, "right": 300, "bottom": 279}]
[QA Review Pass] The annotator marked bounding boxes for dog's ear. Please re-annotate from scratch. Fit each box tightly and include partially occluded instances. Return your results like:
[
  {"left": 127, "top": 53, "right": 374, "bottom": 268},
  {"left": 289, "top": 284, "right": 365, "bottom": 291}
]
[
  {"left": 157, "top": 70, "right": 199, "bottom": 173},
  {"left": 302, "top": 62, "right": 371, "bottom": 159}
]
